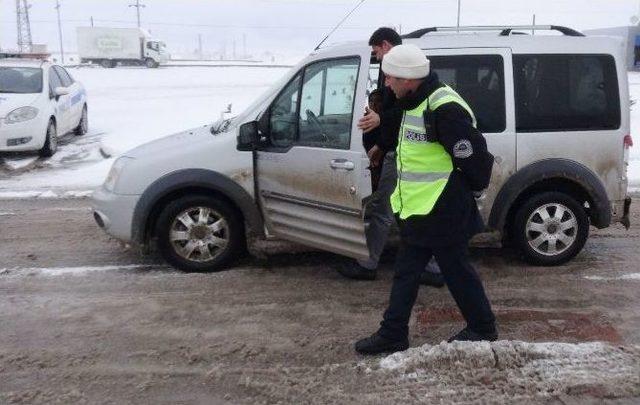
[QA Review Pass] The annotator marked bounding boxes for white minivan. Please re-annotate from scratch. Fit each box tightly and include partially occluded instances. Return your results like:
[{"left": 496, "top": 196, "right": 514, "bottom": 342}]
[
  {"left": 0, "top": 58, "right": 88, "bottom": 157},
  {"left": 93, "top": 25, "right": 632, "bottom": 271}
]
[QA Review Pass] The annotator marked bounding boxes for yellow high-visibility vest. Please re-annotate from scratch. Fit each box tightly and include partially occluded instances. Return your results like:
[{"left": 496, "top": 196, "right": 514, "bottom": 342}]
[{"left": 391, "top": 85, "right": 476, "bottom": 219}]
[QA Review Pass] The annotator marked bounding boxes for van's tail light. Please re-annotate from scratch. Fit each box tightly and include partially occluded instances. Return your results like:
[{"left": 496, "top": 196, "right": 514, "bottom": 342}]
[{"left": 623, "top": 134, "right": 632, "bottom": 168}]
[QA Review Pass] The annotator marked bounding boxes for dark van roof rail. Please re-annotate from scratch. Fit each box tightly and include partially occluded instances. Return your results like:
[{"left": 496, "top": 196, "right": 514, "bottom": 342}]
[{"left": 401, "top": 25, "right": 585, "bottom": 39}]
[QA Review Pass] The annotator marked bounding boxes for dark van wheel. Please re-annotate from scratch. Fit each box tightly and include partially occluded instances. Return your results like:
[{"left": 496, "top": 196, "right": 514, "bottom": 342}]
[
  {"left": 156, "top": 195, "right": 245, "bottom": 272},
  {"left": 511, "top": 192, "right": 589, "bottom": 266},
  {"left": 39, "top": 120, "right": 58, "bottom": 157},
  {"left": 74, "top": 105, "right": 88, "bottom": 136}
]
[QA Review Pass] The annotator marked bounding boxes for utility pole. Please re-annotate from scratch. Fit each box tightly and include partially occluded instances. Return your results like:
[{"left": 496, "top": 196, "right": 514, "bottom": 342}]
[
  {"left": 198, "top": 34, "right": 203, "bottom": 60},
  {"left": 55, "top": 0, "right": 64, "bottom": 64},
  {"left": 129, "top": 0, "right": 145, "bottom": 28},
  {"left": 456, "top": 0, "right": 461, "bottom": 32},
  {"left": 16, "top": 0, "right": 33, "bottom": 53},
  {"left": 532, "top": 14, "right": 536, "bottom": 35}
]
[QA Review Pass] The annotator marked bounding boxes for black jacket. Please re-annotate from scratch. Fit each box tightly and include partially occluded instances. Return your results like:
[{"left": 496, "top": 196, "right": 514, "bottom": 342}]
[
  {"left": 396, "top": 74, "right": 491, "bottom": 247},
  {"left": 373, "top": 73, "right": 403, "bottom": 154}
]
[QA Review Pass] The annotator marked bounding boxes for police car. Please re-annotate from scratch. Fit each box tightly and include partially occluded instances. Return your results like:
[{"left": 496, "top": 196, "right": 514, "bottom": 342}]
[{"left": 0, "top": 58, "right": 88, "bottom": 157}]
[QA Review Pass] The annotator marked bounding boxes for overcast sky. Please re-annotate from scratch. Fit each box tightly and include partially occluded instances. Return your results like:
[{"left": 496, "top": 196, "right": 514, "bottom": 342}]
[{"left": 1, "top": 0, "right": 639, "bottom": 60}]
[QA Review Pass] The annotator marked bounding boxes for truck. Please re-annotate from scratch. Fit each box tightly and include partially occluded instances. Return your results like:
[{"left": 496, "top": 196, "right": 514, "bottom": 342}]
[{"left": 76, "top": 27, "right": 169, "bottom": 68}]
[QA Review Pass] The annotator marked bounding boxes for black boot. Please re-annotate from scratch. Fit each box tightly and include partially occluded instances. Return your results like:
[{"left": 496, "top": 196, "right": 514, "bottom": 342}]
[
  {"left": 355, "top": 332, "right": 409, "bottom": 355},
  {"left": 337, "top": 262, "right": 376, "bottom": 281},
  {"left": 447, "top": 327, "right": 498, "bottom": 343}
]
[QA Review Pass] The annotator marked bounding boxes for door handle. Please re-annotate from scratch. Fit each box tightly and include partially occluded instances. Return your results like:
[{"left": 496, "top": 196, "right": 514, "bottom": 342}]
[{"left": 330, "top": 159, "right": 355, "bottom": 170}]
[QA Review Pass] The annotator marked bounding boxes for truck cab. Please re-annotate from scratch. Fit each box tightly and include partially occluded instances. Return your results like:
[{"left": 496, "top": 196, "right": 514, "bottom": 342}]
[{"left": 92, "top": 25, "right": 632, "bottom": 271}]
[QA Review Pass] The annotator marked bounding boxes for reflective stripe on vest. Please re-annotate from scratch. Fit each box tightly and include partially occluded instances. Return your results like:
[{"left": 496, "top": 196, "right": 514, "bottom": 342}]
[{"left": 391, "top": 85, "right": 476, "bottom": 219}]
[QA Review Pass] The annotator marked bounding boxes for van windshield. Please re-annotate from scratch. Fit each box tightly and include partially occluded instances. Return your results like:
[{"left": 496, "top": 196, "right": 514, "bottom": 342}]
[{"left": 0, "top": 67, "right": 43, "bottom": 94}]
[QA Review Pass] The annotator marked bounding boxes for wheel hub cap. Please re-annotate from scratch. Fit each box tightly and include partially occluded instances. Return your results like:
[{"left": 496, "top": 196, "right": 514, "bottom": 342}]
[
  {"left": 169, "top": 206, "right": 229, "bottom": 263},
  {"left": 525, "top": 203, "right": 578, "bottom": 257}
]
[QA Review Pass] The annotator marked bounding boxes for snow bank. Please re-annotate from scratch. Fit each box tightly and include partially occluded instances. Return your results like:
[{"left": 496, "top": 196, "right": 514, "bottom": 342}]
[{"left": 375, "top": 340, "right": 640, "bottom": 402}]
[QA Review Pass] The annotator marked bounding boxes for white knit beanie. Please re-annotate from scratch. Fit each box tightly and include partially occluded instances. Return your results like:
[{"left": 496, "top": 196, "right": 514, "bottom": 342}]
[{"left": 381, "top": 44, "right": 430, "bottom": 79}]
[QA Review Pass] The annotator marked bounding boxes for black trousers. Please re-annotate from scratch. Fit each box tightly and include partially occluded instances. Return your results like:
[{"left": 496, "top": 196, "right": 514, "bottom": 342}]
[{"left": 378, "top": 240, "right": 496, "bottom": 340}]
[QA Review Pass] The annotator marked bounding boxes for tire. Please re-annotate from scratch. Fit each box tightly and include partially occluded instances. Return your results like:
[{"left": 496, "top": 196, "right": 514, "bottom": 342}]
[
  {"left": 39, "top": 120, "right": 58, "bottom": 158},
  {"left": 155, "top": 195, "right": 245, "bottom": 272},
  {"left": 510, "top": 192, "right": 589, "bottom": 266},
  {"left": 74, "top": 105, "right": 88, "bottom": 136},
  {"left": 144, "top": 58, "right": 157, "bottom": 68},
  {"left": 100, "top": 59, "right": 113, "bottom": 68}
]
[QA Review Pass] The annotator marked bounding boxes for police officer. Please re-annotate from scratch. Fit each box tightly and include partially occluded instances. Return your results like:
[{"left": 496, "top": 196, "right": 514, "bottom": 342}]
[
  {"left": 339, "top": 27, "right": 444, "bottom": 288},
  {"left": 355, "top": 44, "right": 498, "bottom": 355}
]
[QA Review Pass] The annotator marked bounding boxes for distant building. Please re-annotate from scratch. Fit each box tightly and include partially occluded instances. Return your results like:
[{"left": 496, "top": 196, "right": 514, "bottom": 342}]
[{"left": 583, "top": 26, "right": 640, "bottom": 71}]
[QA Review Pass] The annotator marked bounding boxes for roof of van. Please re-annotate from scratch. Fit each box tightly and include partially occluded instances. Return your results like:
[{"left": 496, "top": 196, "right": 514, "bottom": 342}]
[{"left": 318, "top": 32, "right": 625, "bottom": 56}]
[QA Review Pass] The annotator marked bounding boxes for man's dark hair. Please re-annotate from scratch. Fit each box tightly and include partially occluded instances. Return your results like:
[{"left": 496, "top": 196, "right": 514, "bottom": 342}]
[
  {"left": 368, "top": 27, "right": 402, "bottom": 47},
  {"left": 368, "top": 88, "right": 383, "bottom": 102}
]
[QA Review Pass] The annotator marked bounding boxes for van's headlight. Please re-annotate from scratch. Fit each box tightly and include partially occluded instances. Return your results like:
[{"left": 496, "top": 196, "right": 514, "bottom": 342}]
[
  {"left": 5, "top": 106, "right": 39, "bottom": 124},
  {"left": 103, "top": 157, "right": 133, "bottom": 192}
]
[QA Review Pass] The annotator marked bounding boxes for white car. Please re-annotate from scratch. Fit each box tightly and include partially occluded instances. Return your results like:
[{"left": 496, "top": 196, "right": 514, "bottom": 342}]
[{"left": 0, "top": 58, "right": 88, "bottom": 157}]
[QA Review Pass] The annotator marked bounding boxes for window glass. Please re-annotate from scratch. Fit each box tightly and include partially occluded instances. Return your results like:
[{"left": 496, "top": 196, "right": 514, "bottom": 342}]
[
  {"left": 0, "top": 67, "right": 42, "bottom": 93},
  {"left": 429, "top": 55, "right": 506, "bottom": 133},
  {"left": 54, "top": 66, "right": 75, "bottom": 86},
  {"left": 269, "top": 73, "right": 301, "bottom": 148},
  {"left": 513, "top": 54, "right": 620, "bottom": 131},
  {"left": 48, "top": 67, "right": 63, "bottom": 95},
  {"left": 297, "top": 57, "right": 360, "bottom": 149}
]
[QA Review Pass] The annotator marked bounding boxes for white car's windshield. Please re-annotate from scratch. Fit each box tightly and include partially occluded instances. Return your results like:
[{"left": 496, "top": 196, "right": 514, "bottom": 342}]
[{"left": 0, "top": 67, "right": 43, "bottom": 94}]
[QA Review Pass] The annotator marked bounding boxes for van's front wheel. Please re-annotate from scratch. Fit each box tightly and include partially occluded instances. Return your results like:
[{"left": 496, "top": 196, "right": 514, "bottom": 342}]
[
  {"left": 511, "top": 192, "right": 589, "bottom": 266},
  {"left": 156, "top": 196, "right": 245, "bottom": 272}
]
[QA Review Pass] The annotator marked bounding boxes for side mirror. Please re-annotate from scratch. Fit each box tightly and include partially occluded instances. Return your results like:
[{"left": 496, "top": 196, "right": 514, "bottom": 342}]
[
  {"left": 54, "top": 87, "right": 70, "bottom": 97},
  {"left": 237, "top": 121, "right": 260, "bottom": 151}
]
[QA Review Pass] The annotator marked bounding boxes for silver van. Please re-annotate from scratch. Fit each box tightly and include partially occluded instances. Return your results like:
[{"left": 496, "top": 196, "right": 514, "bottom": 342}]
[{"left": 92, "top": 25, "right": 633, "bottom": 271}]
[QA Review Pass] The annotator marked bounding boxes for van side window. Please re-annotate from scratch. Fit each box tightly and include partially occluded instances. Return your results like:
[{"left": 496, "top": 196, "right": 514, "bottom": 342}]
[
  {"left": 269, "top": 73, "right": 301, "bottom": 148},
  {"left": 429, "top": 55, "right": 506, "bottom": 133},
  {"left": 297, "top": 57, "right": 360, "bottom": 149},
  {"left": 514, "top": 54, "right": 620, "bottom": 132}
]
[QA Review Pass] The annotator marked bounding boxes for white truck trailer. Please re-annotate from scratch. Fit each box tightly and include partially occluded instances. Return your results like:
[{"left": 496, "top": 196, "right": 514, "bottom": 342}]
[{"left": 76, "top": 27, "right": 168, "bottom": 68}]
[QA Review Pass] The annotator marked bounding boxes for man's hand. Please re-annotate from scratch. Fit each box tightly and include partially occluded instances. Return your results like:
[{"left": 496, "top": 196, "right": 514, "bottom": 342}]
[
  {"left": 358, "top": 107, "right": 380, "bottom": 133},
  {"left": 367, "top": 145, "right": 384, "bottom": 168}
]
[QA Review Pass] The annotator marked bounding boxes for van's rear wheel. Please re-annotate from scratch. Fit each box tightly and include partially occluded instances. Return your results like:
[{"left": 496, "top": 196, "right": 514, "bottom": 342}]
[
  {"left": 511, "top": 192, "right": 589, "bottom": 266},
  {"left": 156, "top": 196, "right": 245, "bottom": 272}
]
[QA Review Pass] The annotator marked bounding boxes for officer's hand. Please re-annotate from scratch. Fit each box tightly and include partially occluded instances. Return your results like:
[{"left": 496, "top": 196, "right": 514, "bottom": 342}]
[
  {"left": 358, "top": 108, "right": 380, "bottom": 133},
  {"left": 368, "top": 145, "right": 384, "bottom": 168}
]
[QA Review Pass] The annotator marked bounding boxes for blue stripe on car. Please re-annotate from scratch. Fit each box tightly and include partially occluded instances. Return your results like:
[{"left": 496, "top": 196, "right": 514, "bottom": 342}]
[{"left": 71, "top": 89, "right": 85, "bottom": 106}]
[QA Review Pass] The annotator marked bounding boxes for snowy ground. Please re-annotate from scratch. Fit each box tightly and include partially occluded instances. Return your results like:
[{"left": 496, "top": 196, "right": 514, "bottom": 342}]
[
  {"left": 0, "top": 65, "right": 289, "bottom": 196},
  {"left": 0, "top": 66, "right": 639, "bottom": 196}
]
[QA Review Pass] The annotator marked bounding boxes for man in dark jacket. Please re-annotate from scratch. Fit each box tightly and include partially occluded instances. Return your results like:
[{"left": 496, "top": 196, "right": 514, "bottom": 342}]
[
  {"left": 355, "top": 44, "right": 497, "bottom": 355},
  {"left": 339, "top": 27, "right": 444, "bottom": 287}
]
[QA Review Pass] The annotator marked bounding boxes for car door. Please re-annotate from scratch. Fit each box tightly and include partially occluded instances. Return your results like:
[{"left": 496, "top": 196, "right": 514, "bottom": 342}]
[
  {"left": 424, "top": 48, "right": 516, "bottom": 225},
  {"left": 48, "top": 66, "right": 72, "bottom": 133},
  {"left": 255, "top": 56, "right": 371, "bottom": 261},
  {"left": 54, "top": 66, "right": 82, "bottom": 128}
]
